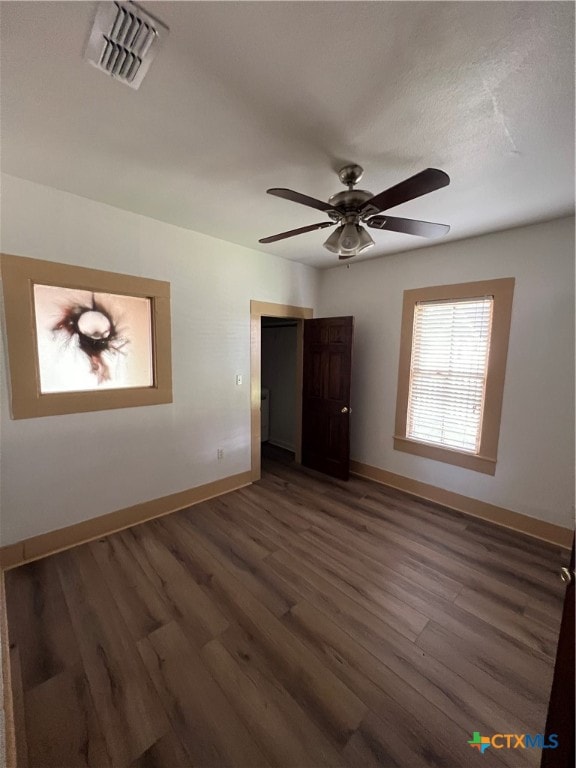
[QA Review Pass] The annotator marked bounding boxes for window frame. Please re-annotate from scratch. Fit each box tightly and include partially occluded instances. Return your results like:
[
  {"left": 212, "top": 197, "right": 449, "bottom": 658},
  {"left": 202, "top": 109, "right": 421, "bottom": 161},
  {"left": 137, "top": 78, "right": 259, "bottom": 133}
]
[{"left": 394, "top": 278, "right": 515, "bottom": 475}]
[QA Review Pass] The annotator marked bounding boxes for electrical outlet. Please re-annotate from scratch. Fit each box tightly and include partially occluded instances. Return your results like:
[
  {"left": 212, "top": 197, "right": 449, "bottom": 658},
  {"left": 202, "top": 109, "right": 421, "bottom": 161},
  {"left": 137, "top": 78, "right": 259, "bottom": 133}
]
[{"left": 217, "top": 448, "right": 224, "bottom": 460}]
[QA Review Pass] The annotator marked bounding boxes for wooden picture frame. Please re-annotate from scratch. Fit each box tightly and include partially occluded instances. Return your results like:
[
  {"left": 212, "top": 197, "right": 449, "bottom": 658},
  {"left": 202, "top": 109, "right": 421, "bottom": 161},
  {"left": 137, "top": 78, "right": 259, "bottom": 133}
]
[{"left": 1, "top": 253, "right": 172, "bottom": 419}]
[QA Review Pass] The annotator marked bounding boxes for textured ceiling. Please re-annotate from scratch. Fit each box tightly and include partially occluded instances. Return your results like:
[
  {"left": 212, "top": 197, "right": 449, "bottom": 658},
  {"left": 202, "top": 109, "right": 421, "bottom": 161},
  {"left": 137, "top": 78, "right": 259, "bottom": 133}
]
[{"left": 1, "top": 1, "right": 574, "bottom": 268}]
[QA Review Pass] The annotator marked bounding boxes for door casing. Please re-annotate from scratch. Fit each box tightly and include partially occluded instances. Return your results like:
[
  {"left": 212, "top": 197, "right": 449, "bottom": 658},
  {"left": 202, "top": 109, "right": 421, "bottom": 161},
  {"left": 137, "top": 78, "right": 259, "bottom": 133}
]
[{"left": 250, "top": 300, "right": 313, "bottom": 481}]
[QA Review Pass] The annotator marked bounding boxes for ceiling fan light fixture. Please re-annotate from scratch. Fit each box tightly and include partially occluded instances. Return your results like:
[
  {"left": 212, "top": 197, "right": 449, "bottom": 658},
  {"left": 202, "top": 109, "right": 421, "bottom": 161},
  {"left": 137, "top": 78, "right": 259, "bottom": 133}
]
[
  {"left": 323, "top": 226, "right": 344, "bottom": 254},
  {"left": 324, "top": 223, "right": 374, "bottom": 258},
  {"left": 357, "top": 225, "right": 375, "bottom": 252},
  {"left": 339, "top": 222, "right": 361, "bottom": 254}
]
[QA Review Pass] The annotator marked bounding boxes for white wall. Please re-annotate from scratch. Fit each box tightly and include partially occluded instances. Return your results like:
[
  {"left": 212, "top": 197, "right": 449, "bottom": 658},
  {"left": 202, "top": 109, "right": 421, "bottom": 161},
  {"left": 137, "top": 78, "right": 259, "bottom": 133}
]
[
  {"left": 0, "top": 174, "right": 319, "bottom": 545},
  {"left": 318, "top": 217, "right": 575, "bottom": 528},
  {"left": 261, "top": 325, "right": 297, "bottom": 450}
]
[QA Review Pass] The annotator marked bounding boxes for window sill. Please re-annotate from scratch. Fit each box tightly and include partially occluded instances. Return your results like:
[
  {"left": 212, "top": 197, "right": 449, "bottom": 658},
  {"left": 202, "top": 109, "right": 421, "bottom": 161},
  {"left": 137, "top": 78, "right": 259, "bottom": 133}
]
[{"left": 393, "top": 436, "right": 497, "bottom": 475}]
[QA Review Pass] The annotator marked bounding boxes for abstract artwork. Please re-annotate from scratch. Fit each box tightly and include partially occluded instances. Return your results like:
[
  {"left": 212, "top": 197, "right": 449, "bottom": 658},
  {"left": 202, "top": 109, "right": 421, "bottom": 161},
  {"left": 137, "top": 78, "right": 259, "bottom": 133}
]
[
  {"left": 1, "top": 253, "right": 172, "bottom": 419},
  {"left": 33, "top": 284, "right": 153, "bottom": 392}
]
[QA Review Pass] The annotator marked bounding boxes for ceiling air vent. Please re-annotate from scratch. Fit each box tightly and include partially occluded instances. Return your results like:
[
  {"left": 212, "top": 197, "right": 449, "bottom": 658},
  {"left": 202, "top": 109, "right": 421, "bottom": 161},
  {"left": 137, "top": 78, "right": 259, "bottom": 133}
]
[{"left": 84, "top": 1, "right": 169, "bottom": 90}]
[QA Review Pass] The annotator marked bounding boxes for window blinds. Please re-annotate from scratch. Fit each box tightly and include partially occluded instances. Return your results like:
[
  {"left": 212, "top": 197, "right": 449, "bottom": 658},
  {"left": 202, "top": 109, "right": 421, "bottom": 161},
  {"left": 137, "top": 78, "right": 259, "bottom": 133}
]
[{"left": 407, "top": 296, "right": 494, "bottom": 453}]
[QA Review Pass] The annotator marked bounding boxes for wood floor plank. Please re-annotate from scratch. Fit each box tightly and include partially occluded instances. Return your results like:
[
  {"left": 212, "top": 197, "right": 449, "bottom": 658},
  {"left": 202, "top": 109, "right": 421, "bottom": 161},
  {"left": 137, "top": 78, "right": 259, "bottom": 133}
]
[
  {"left": 296, "top": 524, "right": 555, "bottom": 663},
  {"left": 524, "top": 597, "right": 565, "bottom": 625},
  {"left": 266, "top": 531, "right": 554, "bottom": 704},
  {"left": 299, "top": 478, "right": 561, "bottom": 597},
  {"left": 306, "top": 510, "right": 537, "bottom": 614},
  {"left": 248, "top": 480, "right": 474, "bottom": 612},
  {"left": 359, "top": 485, "right": 470, "bottom": 531},
  {"left": 302, "top": 522, "right": 464, "bottom": 601},
  {"left": 167, "top": 514, "right": 300, "bottom": 619},
  {"left": 267, "top": 549, "right": 541, "bottom": 748},
  {"left": 200, "top": 497, "right": 279, "bottom": 556},
  {"left": 353, "top": 489, "right": 560, "bottom": 590},
  {"left": 343, "top": 708, "right": 539, "bottom": 768},
  {"left": 24, "top": 670, "right": 111, "bottom": 768},
  {"left": 262, "top": 461, "right": 362, "bottom": 502},
  {"left": 283, "top": 601, "right": 491, "bottom": 768},
  {"left": 201, "top": 633, "right": 346, "bottom": 767},
  {"left": 185, "top": 503, "right": 277, "bottom": 565},
  {"left": 416, "top": 616, "right": 553, "bottom": 706},
  {"left": 343, "top": 710, "right": 449, "bottom": 768},
  {"left": 293, "top": 489, "right": 562, "bottom": 606},
  {"left": 461, "top": 519, "right": 568, "bottom": 576},
  {"left": 234, "top": 491, "right": 318, "bottom": 551},
  {"left": 188, "top": 500, "right": 270, "bottom": 560},
  {"left": 329, "top": 487, "right": 469, "bottom": 540},
  {"left": 5, "top": 557, "right": 81, "bottom": 691},
  {"left": 163, "top": 516, "right": 368, "bottom": 746},
  {"left": 138, "top": 621, "right": 269, "bottom": 767},
  {"left": 263, "top": 462, "right": 565, "bottom": 601},
  {"left": 343, "top": 712, "right": 403, "bottom": 768},
  {"left": 119, "top": 523, "right": 229, "bottom": 646},
  {"left": 454, "top": 585, "right": 559, "bottom": 658},
  {"left": 88, "top": 534, "right": 173, "bottom": 641},
  {"left": 56, "top": 547, "right": 169, "bottom": 766},
  {"left": 298, "top": 525, "right": 460, "bottom": 613},
  {"left": 239, "top": 484, "right": 313, "bottom": 531},
  {"left": 415, "top": 621, "right": 547, "bottom": 731},
  {"left": 260, "top": 499, "right": 464, "bottom": 606},
  {"left": 130, "top": 731, "right": 193, "bottom": 768},
  {"left": 271, "top": 534, "right": 430, "bottom": 641}
]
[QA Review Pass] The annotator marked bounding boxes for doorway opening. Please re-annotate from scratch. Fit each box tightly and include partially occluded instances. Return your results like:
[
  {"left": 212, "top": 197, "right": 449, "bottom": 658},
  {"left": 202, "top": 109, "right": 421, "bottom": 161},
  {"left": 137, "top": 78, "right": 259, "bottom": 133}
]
[
  {"left": 261, "top": 316, "right": 298, "bottom": 466},
  {"left": 250, "top": 301, "right": 313, "bottom": 481}
]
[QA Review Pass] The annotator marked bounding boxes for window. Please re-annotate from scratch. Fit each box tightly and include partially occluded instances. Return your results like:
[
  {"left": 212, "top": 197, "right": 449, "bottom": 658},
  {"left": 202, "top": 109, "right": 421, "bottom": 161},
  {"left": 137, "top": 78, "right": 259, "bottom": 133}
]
[
  {"left": 395, "top": 279, "right": 515, "bottom": 475},
  {"left": 407, "top": 297, "right": 493, "bottom": 452}
]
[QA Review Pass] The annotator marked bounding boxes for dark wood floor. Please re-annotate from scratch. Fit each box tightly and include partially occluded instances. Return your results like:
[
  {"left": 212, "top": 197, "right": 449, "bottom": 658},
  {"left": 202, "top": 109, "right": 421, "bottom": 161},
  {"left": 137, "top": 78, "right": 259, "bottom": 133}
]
[{"left": 5, "top": 452, "right": 569, "bottom": 768}]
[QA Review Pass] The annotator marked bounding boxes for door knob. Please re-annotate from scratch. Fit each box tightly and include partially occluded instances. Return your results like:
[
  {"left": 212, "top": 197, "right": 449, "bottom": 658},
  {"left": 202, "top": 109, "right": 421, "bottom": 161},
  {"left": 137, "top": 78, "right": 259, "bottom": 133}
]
[
  {"left": 341, "top": 406, "right": 350, "bottom": 414},
  {"left": 560, "top": 566, "right": 573, "bottom": 585}
]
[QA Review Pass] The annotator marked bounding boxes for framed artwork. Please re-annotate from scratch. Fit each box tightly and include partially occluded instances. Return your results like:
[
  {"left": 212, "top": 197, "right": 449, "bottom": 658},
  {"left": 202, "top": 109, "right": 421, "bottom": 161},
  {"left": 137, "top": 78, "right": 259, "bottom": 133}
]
[{"left": 1, "top": 253, "right": 172, "bottom": 418}]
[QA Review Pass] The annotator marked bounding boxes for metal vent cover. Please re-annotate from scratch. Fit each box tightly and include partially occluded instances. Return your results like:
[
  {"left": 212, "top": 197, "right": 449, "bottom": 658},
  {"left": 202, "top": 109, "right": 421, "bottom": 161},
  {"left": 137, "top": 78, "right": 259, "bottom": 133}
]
[{"left": 84, "top": 1, "right": 169, "bottom": 89}]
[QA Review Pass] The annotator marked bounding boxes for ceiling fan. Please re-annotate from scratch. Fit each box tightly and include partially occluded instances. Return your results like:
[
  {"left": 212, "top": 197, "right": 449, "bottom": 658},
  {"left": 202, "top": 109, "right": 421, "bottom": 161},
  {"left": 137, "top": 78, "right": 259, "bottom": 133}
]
[{"left": 259, "top": 165, "right": 451, "bottom": 259}]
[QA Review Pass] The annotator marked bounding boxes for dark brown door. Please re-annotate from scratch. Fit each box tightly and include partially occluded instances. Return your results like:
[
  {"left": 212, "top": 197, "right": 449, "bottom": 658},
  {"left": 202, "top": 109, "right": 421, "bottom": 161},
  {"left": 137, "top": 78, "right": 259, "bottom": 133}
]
[
  {"left": 541, "top": 537, "right": 574, "bottom": 768},
  {"left": 302, "top": 316, "right": 353, "bottom": 480}
]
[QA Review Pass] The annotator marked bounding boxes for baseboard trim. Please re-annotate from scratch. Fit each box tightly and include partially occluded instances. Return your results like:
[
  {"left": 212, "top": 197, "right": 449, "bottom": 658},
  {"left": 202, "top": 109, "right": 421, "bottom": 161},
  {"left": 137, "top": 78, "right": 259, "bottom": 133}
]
[
  {"left": 350, "top": 460, "right": 573, "bottom": 549},
  {"left": 0, "top": 471, "right": 252, "bottom": 570},
  {"left": 268, "top": 439, "right": 296, "bottom": 452},
  {"left": 1, "top": 572, "right": 17, "bottom": 767}
]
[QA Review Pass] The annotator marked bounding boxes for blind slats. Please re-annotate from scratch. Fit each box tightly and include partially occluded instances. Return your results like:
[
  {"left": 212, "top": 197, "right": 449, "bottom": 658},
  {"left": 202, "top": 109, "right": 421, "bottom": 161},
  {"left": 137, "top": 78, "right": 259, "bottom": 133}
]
[{"left": 406, "top": 297, "right": 493, "bottom": 453}]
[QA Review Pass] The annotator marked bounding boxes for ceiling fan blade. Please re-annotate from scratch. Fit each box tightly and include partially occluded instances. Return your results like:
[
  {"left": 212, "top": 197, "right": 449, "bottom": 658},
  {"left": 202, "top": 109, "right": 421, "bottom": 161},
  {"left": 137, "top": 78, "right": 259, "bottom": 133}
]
[
  {"left": 259, "top": 221, "right": 334, "bottom": 244},
  {"left": 367, "top": 215, "right": 450, "bottom": 239},
  {"left": 267, "top": 188, "right": 340, "bottom": 214},
  {"left": 360, "top": 168, "right": 450, "bottom": 216}
]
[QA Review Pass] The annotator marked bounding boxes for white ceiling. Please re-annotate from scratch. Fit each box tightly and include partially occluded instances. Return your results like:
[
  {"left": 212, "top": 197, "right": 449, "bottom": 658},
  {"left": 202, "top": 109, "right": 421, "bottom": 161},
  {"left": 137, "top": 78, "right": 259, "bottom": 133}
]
[{"left": 1, "top": 1, "right": 574, "bottom": 268}]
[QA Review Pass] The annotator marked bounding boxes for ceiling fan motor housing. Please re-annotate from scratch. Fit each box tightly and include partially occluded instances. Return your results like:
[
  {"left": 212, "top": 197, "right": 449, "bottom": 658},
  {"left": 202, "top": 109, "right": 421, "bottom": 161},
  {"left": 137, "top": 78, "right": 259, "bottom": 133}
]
[{"left": 328, "top": 189, "right": 373, "bottom": 217}]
